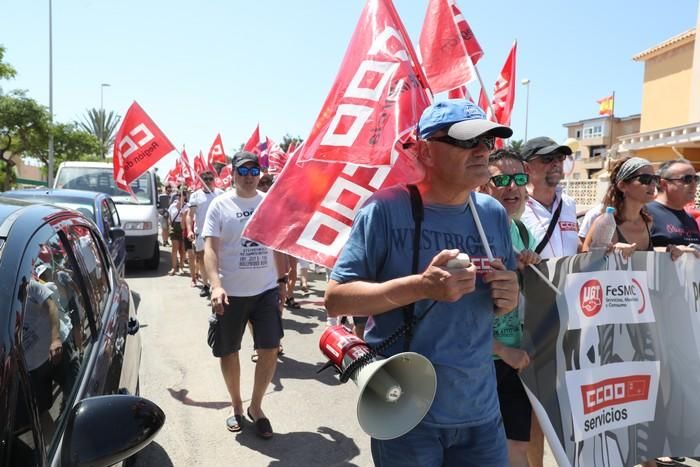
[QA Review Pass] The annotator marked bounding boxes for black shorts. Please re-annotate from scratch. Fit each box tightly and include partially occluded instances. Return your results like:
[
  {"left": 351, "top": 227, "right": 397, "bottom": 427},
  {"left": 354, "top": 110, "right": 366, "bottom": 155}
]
[
  {"left": 209, "top": 287, "right": 283, "bottom": 357},
  {"left": 494, "top": 358, "right": 532, "bottom": 442}
]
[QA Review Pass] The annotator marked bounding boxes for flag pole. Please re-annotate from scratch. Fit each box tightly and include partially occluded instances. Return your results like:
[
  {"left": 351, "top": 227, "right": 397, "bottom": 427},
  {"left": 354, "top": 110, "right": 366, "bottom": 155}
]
[
  {"left": 608, "top": 91, "right": 615, "bottom": 152},
  {"left": 473, "top": 64, "right": 497, "bottom": 121}
]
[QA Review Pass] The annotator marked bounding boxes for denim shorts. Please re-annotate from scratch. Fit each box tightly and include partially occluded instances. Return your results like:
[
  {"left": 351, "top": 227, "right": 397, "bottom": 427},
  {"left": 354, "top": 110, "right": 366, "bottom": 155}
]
[{"left": 371, "top": 415, "right": 508, "bottom": 467}]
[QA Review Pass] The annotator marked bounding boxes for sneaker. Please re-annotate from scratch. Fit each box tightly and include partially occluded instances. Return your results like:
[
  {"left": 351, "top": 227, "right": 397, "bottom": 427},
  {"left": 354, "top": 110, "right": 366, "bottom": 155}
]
[{"left": 200, "top": 286, "right": 210, "bottom": 298}]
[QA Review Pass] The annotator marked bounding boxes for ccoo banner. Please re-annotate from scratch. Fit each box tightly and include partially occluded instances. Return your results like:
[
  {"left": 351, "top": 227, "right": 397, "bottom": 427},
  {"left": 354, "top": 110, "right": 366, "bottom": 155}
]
[{"left": 520, "top": 251, "right": 700, "bottom": 466}]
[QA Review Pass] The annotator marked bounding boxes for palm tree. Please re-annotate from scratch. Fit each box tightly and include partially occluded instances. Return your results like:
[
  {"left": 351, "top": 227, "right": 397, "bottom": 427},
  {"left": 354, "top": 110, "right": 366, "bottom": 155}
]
[
  {"left": 507, "top": 139, "right": 524, "bottom": 153},
  {"left": 79, "top": 108, "right": 121, "bottom": 158}
]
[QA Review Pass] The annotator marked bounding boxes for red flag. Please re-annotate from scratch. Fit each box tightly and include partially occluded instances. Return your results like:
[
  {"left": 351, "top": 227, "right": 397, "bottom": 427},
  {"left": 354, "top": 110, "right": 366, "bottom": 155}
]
[
  {"left": 218, "top": 165, "right": 232, "bottom": 188},
  {"left": 419, "top": 0, "right": 476, "bottom": 94},
  {"left": 208, "top": 133, "right": 228, "bottom": 165},
  {"left": 244, "top": 0, "right": 429, "bottom": 267},
  {"left": 296, "top": 0, "right": 431, "bottom": 166},
  {"left": 449, "top": 0, "right": 484, "bottom": 65},
  {"left": 491, "top": 41, "right": 517, "bottom": 127},
  {"left": 448, "top": 85, "right": 474, "bottom": 102},
  {"left": 113, "top": 101, "right": 175, "bottom": 192},
  {"left": 478, "top": 87, "right": 493, "bottom": 119},
  {"left": 178, "top": 148, "right": 195, "bottom": 188},
  {"left": 243, "top": 124, "right": 261, "bottom": 153},
  {"left": 193, "top": 152, "right": 207, "bottom": 175},
  {"left": 268, "top": 140, "right": 288, "bottom": 176}
]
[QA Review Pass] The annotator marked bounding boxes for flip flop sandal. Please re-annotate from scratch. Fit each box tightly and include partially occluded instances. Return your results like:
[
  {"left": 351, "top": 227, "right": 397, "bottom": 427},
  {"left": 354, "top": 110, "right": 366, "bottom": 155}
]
[
  {"left": 168, "top": 269, "right": 178, "bottom": 276},
  {"left": 247, "top": 408, "right": 273, "bottom": 439},
  {"left": 285, "top": 297, "right": 301, "bottom": 309},
  {"left": 225, "top": 413, "right": 243, "bottom": 432}
]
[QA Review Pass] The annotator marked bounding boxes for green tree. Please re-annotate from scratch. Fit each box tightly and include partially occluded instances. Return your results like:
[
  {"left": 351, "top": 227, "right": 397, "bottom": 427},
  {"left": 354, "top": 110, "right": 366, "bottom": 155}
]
[
  {"left": 507, "top": 139, "right": 523, "bottom": 153},
  {"left": 78, "top": 108, "right": 121, "bottom": 158},
  {"left": 0, "top": 45, "right": 17, "bottom": 93},
  {"left": 0, "top": 90, "right": 50, "bottom": 190},
  {"left": 29, "top": 123, "right": 102, "bottom": 177},
  {"left": 280, "top": 133, "right": 303, "bottom": 152}
]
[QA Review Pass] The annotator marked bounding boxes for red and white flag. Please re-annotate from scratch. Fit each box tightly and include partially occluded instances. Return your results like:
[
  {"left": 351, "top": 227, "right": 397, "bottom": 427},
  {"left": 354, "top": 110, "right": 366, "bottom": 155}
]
[
  {"left": 491, "top": 41, "right": 517, "bottom": 127},
  {"left": 268, "top": 140, "right": 288, "bottom": 176},
  {"left": 478, "top": 87, "right": 493, "bottom": 120},
  {"left": 243, "top": 0, "right": 427, "bottom": 267},
  {"left": 218, "top": 165, "right": 232, "bottom": 188},
  {"left": 296, "top": 0, "right": 431, "bottom": 166},
  {"left": 448, "top": 85, "right": 474, "bottom": 102},
  {"left": 113, "top": 101, "right": 175, "bottom": 192},
  {"left": 243, "top": 124, "right": 261, "bottom": 153},
  {"left": 208, "top": 133, "right": 228, "bottom": 166},
  {"left": 193, "top": 151, "right": 207, "bottom": 175},
  {"left": 178, "top": 148, "right": 195, "bottom": 188},
  {"left": 419, "top": 0, "right": 476, "bottom": 94},
  {"left": 449, "top": 0, "right": 484, "bottom": 65}
]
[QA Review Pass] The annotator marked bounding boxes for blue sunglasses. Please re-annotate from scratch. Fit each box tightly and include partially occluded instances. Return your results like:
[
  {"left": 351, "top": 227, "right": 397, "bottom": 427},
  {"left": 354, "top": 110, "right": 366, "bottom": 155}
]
[{"left": 236, "top": 166, "right": 261, "bottom": 177}]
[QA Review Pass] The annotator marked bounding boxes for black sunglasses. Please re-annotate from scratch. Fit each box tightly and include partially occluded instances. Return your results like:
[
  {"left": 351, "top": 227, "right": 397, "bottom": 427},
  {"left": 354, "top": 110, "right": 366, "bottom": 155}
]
[
  {"left": 428, "top": 134, "right": 495, "bottom": 150},
  {"left": 629, "top": 174, "right": 660, "bottom": 185},
  {"left": 663, "top": 174, "right": 700, "bottom": 185},
  {"left": 490, "top": 173, "right": 529, "bottom": 187},
  {"left": 201, "top": 176, "right": 214, "bottom": 182},
  {"left": 532, "top": 153, "right": 567, "bottom": 164},
  {"left": 236, "top": 166, "right": 261, "bottom": 177}
]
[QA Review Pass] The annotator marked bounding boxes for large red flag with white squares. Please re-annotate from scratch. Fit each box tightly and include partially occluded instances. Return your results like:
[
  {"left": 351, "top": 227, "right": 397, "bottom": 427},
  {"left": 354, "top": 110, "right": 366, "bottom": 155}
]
[
  {"left": 243, "top": 0, "right": 427, "bottom": 267},
  {"left": 113, "top": 101, "right": 175, "bottom": 192},
  {"left": 491, "top": 41, "right": 517, "bottom": 127},
  {"left": 449, "top": 0, "right": 484, "bottom": 65},
  {"left": 295, "top": 0, "right": 431, "bottom": 166}
]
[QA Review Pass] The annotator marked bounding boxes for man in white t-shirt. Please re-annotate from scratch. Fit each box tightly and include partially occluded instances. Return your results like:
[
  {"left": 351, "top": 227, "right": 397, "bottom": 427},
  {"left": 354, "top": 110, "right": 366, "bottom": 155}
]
[
  {"left": 186, "top": 170, "right": 224, "bottom": 297},
  {"left": 203, "top": 151, "right": 287, "bottom": 439},
  {"left": 520, "top": 136, "right": 581, "bottom": 259},
  {"left": 519, "top": 136, "right": 580, "bottom": 467}
]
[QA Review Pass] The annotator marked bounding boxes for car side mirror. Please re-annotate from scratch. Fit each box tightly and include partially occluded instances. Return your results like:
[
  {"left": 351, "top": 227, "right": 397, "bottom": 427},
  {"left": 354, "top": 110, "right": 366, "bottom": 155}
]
[
  {"left": 61, "top": 395, "right": 165, "bottom": 467},
  {"left": 110, "top": 227, "right": 125, "bottom": 241},
  {"left": 157, "top": 194, "right": 169, "bottom": 210}
]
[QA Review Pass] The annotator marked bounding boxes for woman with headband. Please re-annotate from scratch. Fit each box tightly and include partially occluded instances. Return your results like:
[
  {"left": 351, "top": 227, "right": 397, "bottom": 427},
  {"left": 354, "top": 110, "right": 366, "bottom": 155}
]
[{"left": 582, "top": 156, "right": 658, "bottom": 256}]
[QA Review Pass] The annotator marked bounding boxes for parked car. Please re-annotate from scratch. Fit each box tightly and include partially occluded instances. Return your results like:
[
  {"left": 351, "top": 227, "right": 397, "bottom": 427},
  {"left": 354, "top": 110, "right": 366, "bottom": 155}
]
[
  {"left": 1, "top": 189, "right": 127, "bottom": 277},
  {"left": 54, "top": 162, "right": 160, "bottom": 269},
  {"left": 0, "top": 197, "right": 164, "bottom": 466}
]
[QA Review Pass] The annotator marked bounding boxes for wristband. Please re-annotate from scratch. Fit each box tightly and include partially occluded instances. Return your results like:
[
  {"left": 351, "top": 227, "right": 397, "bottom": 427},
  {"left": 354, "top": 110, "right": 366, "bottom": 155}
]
[{"left": 277, "top": 275, "right": 288, "bottom": 284}]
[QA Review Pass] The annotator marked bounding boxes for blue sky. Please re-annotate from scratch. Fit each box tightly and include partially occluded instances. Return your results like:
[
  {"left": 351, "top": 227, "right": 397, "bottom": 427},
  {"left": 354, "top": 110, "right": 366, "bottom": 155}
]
[{"left": 2, "top": 0, "right": 699, "bottom": 175}]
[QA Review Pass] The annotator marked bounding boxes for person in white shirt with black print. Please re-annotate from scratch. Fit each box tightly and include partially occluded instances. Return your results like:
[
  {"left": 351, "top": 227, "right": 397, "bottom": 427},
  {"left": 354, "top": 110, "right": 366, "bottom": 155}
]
[{"left": 519, "top": 136, "right": 581, "bottom": 467}]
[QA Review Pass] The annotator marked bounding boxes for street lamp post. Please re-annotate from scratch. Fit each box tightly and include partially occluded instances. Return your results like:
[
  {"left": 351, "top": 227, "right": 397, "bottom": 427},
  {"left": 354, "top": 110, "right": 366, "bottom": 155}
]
[
  {"left": 521, "top": 79, "right": 531, "bottom": 142},
  {"left": 48, "top": 0, "right": 54, "bottom": 187},
  {"left": 100, "top": 83, "right": 110, "bottom": 158}
]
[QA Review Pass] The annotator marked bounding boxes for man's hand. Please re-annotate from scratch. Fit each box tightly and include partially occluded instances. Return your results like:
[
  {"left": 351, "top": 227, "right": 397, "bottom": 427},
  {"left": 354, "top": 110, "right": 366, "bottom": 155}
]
[
  {"left": 516, "top": 249, "right": 541, "bottom": 271},
  {"left": 188, "top": 231, "right": 195, "bottom": 241},
  {"left": 613, "top": 242, "right": 637, "bottom": 258},
  {"left": 668, "top": 244, "right": 700, "bottom": 261},
  {"left": 210, "top": 286, "right": 229, "bottom": 315},
  {"left": 500, "top": 347, "right": 530, "bottom": 371},
  {"left": 483, "top": 258, "right": 518, "bottom": 315},
  {"left": 419, "top": 249, "right": 476, "bottom": 302},
  {"left": 49, "top": 339, "right": 63, "bottom": 364}
]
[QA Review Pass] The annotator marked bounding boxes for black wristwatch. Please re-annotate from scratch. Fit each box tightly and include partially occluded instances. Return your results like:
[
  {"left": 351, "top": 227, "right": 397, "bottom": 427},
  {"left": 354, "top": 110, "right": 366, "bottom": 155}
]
[{"left": 277, "top": 275, "right": 288, "bottom": 284}]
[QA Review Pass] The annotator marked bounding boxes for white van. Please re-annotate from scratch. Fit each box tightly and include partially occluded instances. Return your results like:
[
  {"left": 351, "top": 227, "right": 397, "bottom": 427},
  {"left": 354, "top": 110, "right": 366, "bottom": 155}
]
[{"left": 54, "top": 161, "right": 161, "bottom": 269}]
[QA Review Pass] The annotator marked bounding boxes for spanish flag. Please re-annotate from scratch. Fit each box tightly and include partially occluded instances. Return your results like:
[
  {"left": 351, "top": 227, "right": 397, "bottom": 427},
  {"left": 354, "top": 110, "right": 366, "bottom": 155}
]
[{"left": 597, "top": 95, "right": 614, "bottom": 116}]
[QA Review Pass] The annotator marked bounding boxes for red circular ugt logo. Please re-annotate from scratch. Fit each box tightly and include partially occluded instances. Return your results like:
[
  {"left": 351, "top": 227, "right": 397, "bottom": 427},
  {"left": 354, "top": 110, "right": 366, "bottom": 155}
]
[{"left": 580, "top": 279, "right": 603, "bottom": 317}]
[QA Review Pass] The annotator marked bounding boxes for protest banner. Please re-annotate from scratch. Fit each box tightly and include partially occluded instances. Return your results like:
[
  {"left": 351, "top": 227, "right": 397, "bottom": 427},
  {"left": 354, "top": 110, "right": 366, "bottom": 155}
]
[{"left": 520, "top": 251, "right": 700, "bottom": 466}]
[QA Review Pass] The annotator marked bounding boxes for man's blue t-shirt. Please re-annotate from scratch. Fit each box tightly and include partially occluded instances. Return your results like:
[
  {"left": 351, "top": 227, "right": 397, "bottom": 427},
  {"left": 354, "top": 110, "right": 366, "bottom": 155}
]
[{"left": 331, "top": 185, "right": 516, "bottom": 428}]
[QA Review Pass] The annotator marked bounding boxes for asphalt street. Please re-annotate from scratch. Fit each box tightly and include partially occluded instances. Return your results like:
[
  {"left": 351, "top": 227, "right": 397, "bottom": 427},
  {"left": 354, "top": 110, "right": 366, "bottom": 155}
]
[{"left": 124, "top": 246, "right": 698, "bottom": 467}]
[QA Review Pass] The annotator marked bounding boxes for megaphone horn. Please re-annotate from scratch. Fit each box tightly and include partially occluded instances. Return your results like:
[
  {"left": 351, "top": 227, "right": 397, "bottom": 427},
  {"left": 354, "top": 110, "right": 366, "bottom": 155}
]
[{"left": 319, "top": 325, "right": 437, "bottom": 440}]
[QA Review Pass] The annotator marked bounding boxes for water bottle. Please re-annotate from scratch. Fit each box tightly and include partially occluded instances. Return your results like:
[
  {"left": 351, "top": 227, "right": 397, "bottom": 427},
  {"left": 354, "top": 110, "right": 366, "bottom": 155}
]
[{"left": 589, "top": 207, "right": 616, "bottom": 249}]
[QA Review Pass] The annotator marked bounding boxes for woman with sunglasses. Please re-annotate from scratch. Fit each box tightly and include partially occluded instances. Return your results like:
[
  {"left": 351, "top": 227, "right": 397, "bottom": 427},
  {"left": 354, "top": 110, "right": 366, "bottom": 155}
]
[
  {"left": 480, "top": 148, "right": 541, "bottom": 467},
  {"left": 582, "top": 157, "right": 657, "bottom": 257}
]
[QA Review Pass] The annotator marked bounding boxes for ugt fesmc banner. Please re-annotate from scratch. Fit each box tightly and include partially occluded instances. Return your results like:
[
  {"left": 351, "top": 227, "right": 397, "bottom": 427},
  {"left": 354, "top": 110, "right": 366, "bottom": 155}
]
[{"left": 520, "top": 251, "right": 700, "bottom": 466}]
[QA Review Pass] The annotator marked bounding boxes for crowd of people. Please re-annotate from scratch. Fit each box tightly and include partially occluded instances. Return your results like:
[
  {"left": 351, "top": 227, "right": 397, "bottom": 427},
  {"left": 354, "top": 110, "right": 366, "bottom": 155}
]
[{"left": 156, "top": 98, "right": 700, "bottom": 466}]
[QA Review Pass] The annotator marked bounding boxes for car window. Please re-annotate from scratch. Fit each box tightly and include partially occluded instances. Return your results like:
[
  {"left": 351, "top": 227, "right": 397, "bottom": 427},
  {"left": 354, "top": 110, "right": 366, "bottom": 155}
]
[
  {"left": 12, "top": 228, "right": 95, "bottom": 462},
  {"left": 101, "top": 199, "right": 113, "bottom": 234},
  {"left": 107, "top": 198, "right": 121, "bottom": 227},
  {"left": 65, "top": 225, "right": 111, "bottom": 317}
]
